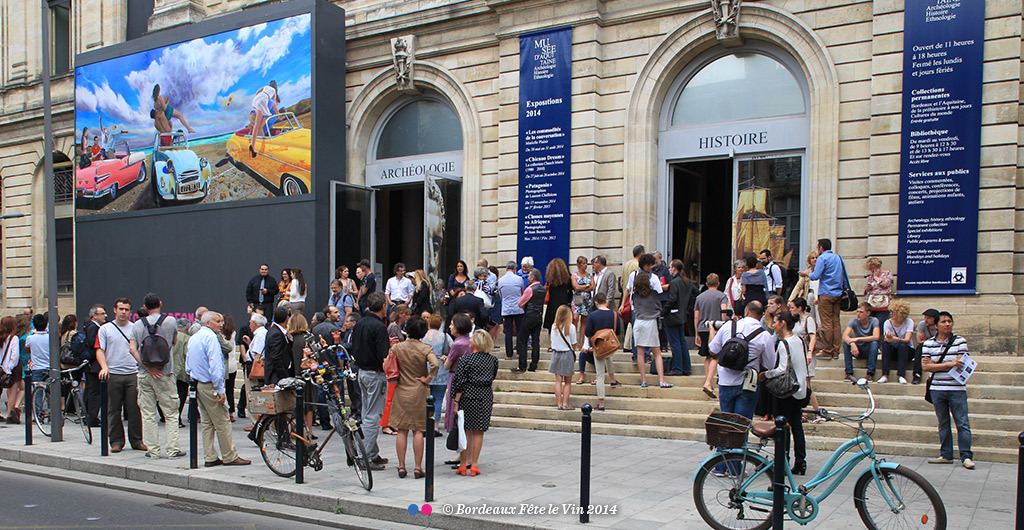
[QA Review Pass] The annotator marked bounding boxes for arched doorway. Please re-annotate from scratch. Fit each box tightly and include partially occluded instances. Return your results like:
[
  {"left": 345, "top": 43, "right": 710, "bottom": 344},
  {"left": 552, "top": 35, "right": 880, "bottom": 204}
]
[{"left": 658, "top": 42, "right": 809, "bottom": 293}]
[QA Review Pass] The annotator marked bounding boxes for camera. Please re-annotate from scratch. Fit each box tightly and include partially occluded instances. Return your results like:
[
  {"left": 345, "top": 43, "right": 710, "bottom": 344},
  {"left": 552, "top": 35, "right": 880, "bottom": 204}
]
[{"left": 709, "top": 320, "right": 731, "bottom": 330}]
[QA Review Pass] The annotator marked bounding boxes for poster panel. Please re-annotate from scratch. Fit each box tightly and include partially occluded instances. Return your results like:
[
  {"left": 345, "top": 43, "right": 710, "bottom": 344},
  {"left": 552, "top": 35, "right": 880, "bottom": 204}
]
[
  {"left": 74, "top": 14, "right": 313, "bottom": 215},
  {"left": 517, "top": 27, "right": 572, "bottom": 279},
  {"left": 897, "top": 1, "right": 984, "bottom": 294}
]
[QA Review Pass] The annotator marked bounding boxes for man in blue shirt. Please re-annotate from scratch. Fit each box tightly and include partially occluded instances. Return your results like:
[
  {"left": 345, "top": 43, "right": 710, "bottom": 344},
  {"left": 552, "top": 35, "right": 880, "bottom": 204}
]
[
  {"left": 801, "top": 238, "right": 847, "bottom": 359},
  {"left": 186, "top": 311, "right": 250, "bottom": 467},
  {"left": 498, "top": 261, "right": 525, "bottom": 359}
]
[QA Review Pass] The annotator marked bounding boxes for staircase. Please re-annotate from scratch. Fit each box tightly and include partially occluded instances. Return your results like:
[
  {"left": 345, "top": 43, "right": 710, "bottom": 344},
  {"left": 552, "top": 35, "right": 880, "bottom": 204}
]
[{"left": 488, "top": 345, "right": 1023, "bottom": 463}]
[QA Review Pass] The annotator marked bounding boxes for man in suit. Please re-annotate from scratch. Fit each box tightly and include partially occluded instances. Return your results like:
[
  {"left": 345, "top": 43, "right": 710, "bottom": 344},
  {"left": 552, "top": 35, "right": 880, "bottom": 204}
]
[
  {"left": 263, "top": 306, "right": 292, "bottom": 386},
  {"left": 591, "top": 255, "right": 618, "bottom": 311},
  {"left": 246, "top": 264, "right": 279, "bottom": 317},
  {"left": 450, "top": 281, "right": 486, "bottom": 328}
]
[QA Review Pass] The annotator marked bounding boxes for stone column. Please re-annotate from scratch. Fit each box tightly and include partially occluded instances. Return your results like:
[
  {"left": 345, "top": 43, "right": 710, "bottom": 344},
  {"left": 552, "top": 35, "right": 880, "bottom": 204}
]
[{"left": 148, "top": 0, "right": 205, "bottom": 33}]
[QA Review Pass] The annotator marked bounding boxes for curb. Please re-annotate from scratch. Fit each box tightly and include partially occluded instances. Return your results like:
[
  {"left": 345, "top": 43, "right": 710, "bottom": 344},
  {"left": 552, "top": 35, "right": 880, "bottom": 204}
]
[{"left": 0, "top": 444, "right": 545, "bottom": 530}]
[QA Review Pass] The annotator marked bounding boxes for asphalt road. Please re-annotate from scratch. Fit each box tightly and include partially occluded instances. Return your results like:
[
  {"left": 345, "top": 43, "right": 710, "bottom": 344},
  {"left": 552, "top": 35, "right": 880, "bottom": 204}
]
[{"left": 0, "top": 469, "right": 324, "bottom": 529}]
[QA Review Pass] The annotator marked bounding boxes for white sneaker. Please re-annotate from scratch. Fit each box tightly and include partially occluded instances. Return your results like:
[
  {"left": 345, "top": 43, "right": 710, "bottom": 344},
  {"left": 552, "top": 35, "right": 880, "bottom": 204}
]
[
  {"left": 899, "top": 376, "right": 908, "bottom": 384},
  {"left": 877, "top": 375, "right": 888, "bottom": 383},
  {"left": 962, "top": 458, "right": 976, "bottom": 470}
]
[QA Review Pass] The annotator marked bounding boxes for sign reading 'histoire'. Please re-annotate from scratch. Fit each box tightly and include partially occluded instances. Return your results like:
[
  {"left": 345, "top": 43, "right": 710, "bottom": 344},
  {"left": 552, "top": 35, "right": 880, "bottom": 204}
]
[
  {"left": 897, "top": 0, "right": 984, "bottom": 294},
  {"left": 518, "top": 27, "right": 572, "bottom": 277}
]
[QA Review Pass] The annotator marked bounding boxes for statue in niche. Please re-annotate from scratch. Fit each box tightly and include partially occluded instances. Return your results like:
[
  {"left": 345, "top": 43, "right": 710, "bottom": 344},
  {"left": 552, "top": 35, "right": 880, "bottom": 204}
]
[
  {"left": 711, "top": 0, "right": 742, "bottom": 42},
  {"left": 392, "top": 36, "right": 413, "bottom": 90}
]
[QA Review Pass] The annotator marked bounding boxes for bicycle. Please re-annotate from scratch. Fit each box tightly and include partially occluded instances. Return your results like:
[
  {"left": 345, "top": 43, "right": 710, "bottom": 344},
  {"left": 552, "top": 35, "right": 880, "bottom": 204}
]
[
  {"left": 31, "top": 362, "right": 92, "bottom": 444},
  {"left": 693, "top": 378, "right": 946, "bottom": 529},
  {"left": 252, "top": 343, "right": 373, "bottom": 491}
]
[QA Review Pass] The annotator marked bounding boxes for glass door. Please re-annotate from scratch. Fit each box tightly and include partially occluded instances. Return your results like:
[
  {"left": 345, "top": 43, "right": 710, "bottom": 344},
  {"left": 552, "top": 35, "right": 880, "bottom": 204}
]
[
  {"left": 732, "top": 153, "right": 803, "bottom": 289},
  {"left": 424, "top": 172, "right": 462, "bottom": 311},
  {"left": 331, "top": 181, "right": 375, "bottom": 278}
]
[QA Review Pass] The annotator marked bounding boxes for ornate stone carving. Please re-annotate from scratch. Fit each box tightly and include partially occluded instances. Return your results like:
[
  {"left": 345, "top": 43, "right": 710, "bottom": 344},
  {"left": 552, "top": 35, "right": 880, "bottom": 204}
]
[
  {"left": 391, "top": 35, "right": 416, "bottom": 91},
  {"left": 148, "top": 0, "right": 206, "bottom": 33},
  {"left": 711, "top": 0, "right": 743, "bottom": 45}
]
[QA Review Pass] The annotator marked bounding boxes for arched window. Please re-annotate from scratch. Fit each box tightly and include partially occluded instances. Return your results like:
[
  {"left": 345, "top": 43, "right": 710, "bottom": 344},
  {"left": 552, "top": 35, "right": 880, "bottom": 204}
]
[
  {"left": 375, "top": 98, "right": 462, "bottom": 160},
  {"left": 671, "top": 53, "right": 805, "bottom": 126}
]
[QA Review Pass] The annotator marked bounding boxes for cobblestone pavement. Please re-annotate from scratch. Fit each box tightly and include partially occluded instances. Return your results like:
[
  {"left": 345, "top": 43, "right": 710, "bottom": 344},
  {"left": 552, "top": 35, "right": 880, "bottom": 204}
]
[{"left": 0, "top": 415, "right": 1013, "bottom": 528}]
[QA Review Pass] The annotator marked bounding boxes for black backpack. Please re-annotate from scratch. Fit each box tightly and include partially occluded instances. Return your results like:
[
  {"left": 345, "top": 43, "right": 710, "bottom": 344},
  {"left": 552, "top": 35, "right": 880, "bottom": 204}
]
[
  {"left": 139, "top": 314, "right": 171, "bottom": 367},
  {"left": 717, "top": 320, "right": 765, "bottom": 371}
]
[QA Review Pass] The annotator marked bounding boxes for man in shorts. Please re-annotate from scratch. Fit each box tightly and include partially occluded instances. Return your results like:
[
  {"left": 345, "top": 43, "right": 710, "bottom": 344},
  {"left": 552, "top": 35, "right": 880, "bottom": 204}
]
[{"left": 693, "top": 273, "right": 729, "bottom": 397}]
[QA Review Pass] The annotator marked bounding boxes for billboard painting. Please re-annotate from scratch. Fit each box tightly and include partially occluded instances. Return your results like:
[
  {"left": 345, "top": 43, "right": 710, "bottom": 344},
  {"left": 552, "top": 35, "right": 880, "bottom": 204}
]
[{"left": 74, "top": 14, "right": 312, "bottom": 215}]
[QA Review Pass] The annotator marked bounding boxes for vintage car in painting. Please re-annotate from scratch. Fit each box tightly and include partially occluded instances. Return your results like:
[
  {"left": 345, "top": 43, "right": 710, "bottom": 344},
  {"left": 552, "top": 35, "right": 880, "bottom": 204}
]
[
  {"left": 152, "top": 131, "right": 212, "bottom": 205},
  {"left": 225, "top": 112, "right": 311, "bottom": 196},
  {"left": 75, "top": 141, "right": 147, "bottom": 200}
]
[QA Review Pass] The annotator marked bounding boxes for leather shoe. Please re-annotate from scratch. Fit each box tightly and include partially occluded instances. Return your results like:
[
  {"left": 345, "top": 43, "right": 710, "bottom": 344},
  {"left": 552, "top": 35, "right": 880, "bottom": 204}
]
[
  {"left": 132, "top": 443, "right": 149, "bottom": 451},
  {"left": 369, "top": 462, "right": 386, "bottom": 471},
  {"left": 204, "top": 459, "right": 223, "bottom": 467},
  {"left": 223, "top": 457, "right": 251, "bottom": 466},
  {"left": 372, "top": 456, "right": 389, "bottom": 464},
  {"left": 792, "top": 461, "right": 807, "bottom": 476},
  {"left": 111, "top": 444, "right": 123, "bottom": 453}
]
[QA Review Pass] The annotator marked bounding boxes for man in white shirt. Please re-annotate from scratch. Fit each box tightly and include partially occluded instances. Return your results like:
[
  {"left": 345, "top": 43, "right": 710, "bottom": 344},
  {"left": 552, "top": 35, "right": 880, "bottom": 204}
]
[
  {"left": 97, "top": 298, "right": 145, "bottom": 453},
  {"left": 239, "top": 312, "right": 267, "bottom": 427},
  {"left": 704, "top": 301, "right": 776, "bottom": 421},
  {"left": 759, "top": 249, "right": 785, "bottom": 296},
  {"left": 384, "top": 262, "right": 414, "bottom": 308}
]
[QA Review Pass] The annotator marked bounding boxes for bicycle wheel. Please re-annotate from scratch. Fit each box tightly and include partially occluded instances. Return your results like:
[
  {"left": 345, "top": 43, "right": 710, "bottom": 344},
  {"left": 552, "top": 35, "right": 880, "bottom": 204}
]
[
  {"left": 72, "top": 390, "right": 92, "bottom": 444},
  {"left": 854, "top": 465, "right": 946, "bottom": 530},
  {"left": 341, "top": 429, "right": 373, "bottom": 491},
  {"left": 693, "top": 452, "right": 775, "bottom": 530},
  {"left": 257, "top": 414, "right": 297, "bottom": 478},
  {"left": 32, "top": 385, "right": 51, "bottom": 437}
]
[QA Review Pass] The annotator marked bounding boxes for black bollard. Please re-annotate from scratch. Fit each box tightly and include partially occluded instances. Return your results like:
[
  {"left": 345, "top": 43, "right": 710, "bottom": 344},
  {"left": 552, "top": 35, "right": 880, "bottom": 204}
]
[
  {"left": 24, "top": 372, "right": 32, "bottom": 446},
  {"left": 773, "top": 415, "right": 788, "bottom": 529},
  {"left": 295, "top": 386, "right": 304, "bottom": 485},
  {"left": 100, "top": 380, "right": 108, "bottom": 456},
  {"left": 1017, "top": 431, "right": 1023, "bottom": 530},
  {"left": 425, "top": 395, "right": 435, "bottom": 502},
  {"left": 580, "top": 403, "right": 593, "bottom": 524},
  {"left": 189, "top": 381, "right": 198, "bottom": 469}
]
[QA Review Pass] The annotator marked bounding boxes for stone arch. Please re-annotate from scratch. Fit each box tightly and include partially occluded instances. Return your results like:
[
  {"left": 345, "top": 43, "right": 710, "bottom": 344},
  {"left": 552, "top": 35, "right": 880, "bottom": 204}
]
[
  {"left": 348, "top": 62, "right": 483, "bottom": 259},
  {"left": 623, "top": 4, "right": 840, "bottom": 256}
]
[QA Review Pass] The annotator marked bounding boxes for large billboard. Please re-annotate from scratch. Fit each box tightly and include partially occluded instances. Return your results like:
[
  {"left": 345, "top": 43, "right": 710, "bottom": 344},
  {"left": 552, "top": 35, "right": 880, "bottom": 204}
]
[{"left": 74, "top": 14, "right": 313, "bottom": 215}]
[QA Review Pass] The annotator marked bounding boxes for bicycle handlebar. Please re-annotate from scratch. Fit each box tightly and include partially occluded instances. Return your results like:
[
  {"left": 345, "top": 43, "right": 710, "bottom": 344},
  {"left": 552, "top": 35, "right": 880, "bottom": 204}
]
[
  {"left": 803, "top": 379, "right": 875, "bottom": 423},
  {"left": 60, "top": 361, "right": 89, "bottom": 374}
]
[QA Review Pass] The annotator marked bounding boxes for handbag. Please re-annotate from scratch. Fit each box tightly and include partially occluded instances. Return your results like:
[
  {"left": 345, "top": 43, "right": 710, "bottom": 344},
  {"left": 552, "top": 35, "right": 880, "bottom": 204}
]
[
  {"left": 924, "top": 334, "right": 957, "bottom": 404},
  {"left": 383, "top": 338, "right": 401, "bottom": 383},
  {"left": 446, "top": 423, "right": 460, "bottom": 451},
  {"left": 866, "top": 294, "right": 890, "bottom": 311},
  {"left": 618, "top": 293, "right": 632, "bottom": 322},
  {"left": 838, "top": 257, "right": 859, "bottom": 312},
  {"left": 248, "top": 354, "right": 265, "bottom": 381},
  {"left": 765, "top": 339, "right": 800, "bottom": 399},
  {"left": 592, "top": 312, "right": 620, "bottom": 360}
]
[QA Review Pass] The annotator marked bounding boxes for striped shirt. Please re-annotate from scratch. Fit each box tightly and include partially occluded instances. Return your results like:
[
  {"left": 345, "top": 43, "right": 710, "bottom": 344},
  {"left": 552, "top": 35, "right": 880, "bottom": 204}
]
[{"left": 922, "top": 335, "right": 968, "bottom": 391}]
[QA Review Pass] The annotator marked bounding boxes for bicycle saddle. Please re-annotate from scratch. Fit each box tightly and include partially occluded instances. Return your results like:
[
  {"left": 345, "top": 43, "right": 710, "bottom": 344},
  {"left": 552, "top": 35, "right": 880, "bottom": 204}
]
[
  {"left": 275, "top": 377, "right": 305, "bottom": 390},
  {"left": 751, "top": 422, "right": 777, "bottom": 439}
]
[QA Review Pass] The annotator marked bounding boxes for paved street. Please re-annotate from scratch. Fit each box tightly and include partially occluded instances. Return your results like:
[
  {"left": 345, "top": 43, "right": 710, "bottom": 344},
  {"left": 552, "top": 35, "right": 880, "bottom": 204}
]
[{"left": 0, "top": 416, "right": 1015, "bottom": 529}]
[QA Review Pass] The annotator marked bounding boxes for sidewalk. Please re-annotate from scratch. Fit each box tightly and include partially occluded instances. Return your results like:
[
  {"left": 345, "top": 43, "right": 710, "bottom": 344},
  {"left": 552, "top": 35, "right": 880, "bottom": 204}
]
[{"left": 0, "top": 415, "right": 1014, "bottom": 529}]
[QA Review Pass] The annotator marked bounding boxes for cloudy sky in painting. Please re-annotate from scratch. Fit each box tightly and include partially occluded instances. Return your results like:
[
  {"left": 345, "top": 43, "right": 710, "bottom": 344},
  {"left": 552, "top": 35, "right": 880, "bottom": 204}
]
[{"left": 75, "top": 14, "right": 311, "bottom": 149}]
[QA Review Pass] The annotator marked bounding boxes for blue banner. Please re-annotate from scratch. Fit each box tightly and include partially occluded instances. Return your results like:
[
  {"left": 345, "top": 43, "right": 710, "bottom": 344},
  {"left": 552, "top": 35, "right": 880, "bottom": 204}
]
[
  {"left": 518, "top": 27, "right": 572, "bottom": 279},
  {"left": 897, "top": 0, "right": 985, "bottom": 295}
]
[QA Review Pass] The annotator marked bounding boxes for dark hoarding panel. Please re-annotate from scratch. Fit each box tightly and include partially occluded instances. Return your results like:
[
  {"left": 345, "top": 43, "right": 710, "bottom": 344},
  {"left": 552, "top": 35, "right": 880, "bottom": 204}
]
[{"left": 897, "top": 1, "right": 984, "bottom": 294}]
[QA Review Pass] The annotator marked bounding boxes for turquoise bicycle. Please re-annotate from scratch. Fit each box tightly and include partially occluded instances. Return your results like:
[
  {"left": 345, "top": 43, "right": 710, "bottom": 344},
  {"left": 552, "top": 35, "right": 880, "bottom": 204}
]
[{"left": 693, "top": 379, "right": 946, "bottom": 529}]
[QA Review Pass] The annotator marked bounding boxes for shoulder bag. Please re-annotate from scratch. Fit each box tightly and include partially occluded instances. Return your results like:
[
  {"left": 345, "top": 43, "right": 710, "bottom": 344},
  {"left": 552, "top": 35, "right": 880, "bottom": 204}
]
[
  {"left": 765, "top": 338, "right": 800, "bottom": 399},
  {"left": 556, "top": 326, "right": 577, "bottom": 362},
  {"left": 383, "top": 337, "right": 401, "bottom": 383},
  {"left": 592, "top": 312, "right": 621, "bottom": 360},
  {"left": 838, "top": 257, "right": 859, "bottom": 312},
  {"left": 0, "top": 338, "right": 17, "bottom": 388},
  {"left": 924, "top": 334, "right": 957, "bottom": 404},
  {"left": 249, "top": 354, "right": 265, "bottom": 381}
]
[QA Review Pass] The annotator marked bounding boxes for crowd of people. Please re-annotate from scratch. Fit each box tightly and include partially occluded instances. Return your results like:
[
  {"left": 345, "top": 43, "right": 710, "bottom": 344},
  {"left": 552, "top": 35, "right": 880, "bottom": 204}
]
[{"left": 0, "top": 240, "right": 977, "bottom": 480}]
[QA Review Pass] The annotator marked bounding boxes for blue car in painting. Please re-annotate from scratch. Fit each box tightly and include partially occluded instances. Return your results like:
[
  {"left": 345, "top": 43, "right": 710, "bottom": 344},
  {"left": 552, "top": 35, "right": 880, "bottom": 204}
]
[{"left": 151, "top": 131, "right": 211, "bottom": 205}]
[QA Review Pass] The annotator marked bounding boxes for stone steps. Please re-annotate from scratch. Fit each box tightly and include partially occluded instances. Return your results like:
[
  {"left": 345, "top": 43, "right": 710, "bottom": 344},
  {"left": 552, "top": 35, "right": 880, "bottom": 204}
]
[{"left": 486, "top": 348, "right": 1023, "bottom": 463}]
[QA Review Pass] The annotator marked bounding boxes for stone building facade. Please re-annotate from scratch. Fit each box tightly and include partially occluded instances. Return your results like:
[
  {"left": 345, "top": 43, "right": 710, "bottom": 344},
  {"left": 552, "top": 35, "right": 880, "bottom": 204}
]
[{"left": 1, "top": 0, "right": 1022, "bottom": 353}]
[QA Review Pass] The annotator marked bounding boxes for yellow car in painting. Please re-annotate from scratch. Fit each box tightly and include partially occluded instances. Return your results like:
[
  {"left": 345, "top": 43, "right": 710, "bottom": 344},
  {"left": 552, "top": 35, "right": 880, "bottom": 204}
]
[{"left": 226, "top": 112, "right": 311, "bottom": 196}]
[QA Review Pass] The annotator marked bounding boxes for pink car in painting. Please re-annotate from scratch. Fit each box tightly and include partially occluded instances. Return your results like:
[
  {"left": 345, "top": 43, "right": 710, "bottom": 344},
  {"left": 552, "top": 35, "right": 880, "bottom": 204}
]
[{"left": 75, "top": 141, "right": 147, "bottom": 200}]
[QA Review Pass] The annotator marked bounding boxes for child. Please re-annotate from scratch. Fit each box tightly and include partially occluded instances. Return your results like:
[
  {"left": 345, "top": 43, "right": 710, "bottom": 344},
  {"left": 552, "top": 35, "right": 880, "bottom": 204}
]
[{"left": 548, "top": 305, "right": 577, "bottom": 410}]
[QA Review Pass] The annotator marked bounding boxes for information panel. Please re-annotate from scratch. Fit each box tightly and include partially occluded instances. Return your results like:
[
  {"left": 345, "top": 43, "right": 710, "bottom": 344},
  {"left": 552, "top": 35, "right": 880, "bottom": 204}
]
[
  {"left": 518, "top": 27, "right": 572, "bottom": 277},
  {"left": 897, "top": 0, "right": 985, "bottom": 294}
]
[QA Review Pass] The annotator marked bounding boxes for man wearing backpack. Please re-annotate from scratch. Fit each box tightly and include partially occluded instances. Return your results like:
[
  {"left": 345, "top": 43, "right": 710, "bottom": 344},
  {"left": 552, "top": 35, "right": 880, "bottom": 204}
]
[
  {"left": 128, "top": 293, "right": 184, "bottom": 459},
  {"left": 703, "top": 301, "right": 776, "bottom": 423},
  {"left": 82, "top": 304, "right": 108, "bottom": 427},
  {"left": 759, "top": 249, "right": 785, "bottom": 296}
]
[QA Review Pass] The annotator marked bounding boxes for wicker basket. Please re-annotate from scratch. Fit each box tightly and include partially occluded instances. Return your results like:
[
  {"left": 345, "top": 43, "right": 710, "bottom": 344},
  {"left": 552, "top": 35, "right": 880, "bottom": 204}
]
[{"left": 705, "top": 411, "right": 751, "bottom": 448}]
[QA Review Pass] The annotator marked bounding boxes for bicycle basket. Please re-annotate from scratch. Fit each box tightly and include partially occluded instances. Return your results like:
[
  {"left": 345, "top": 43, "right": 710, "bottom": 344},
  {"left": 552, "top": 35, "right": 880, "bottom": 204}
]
[
  {"left": 705, "top": 411, "right": 751, "bottom": 449},
  {"left": 246, "top": 388, "right": 296, "bottom": 415}
]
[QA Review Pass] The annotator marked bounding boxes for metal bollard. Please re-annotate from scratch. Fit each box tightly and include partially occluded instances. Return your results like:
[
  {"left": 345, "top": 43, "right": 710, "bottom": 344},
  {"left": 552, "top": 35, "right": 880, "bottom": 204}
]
[
  {"left": 580, "top": 403, "right": 593, "bottom": 524},
  {"left": 295, "top": 385, "right": 304, "bottom": 485},
  {"left": 24, "top": 372, "right": 32, "bottom": 446},
  {"left": 100, "top": 380, "right": 108, "bottom": 456},
  {"left": 189, "top": 381, "right": 198, "bottom": 469},
  {"left": 426, "top": 395, "right": 435, "bottom": 502},
  {"left": 773, "top": 416, "right": 788, "bottom": 529},
  {"left": 1017, "top": 431, "right": 1023, "bottom": 530}
]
